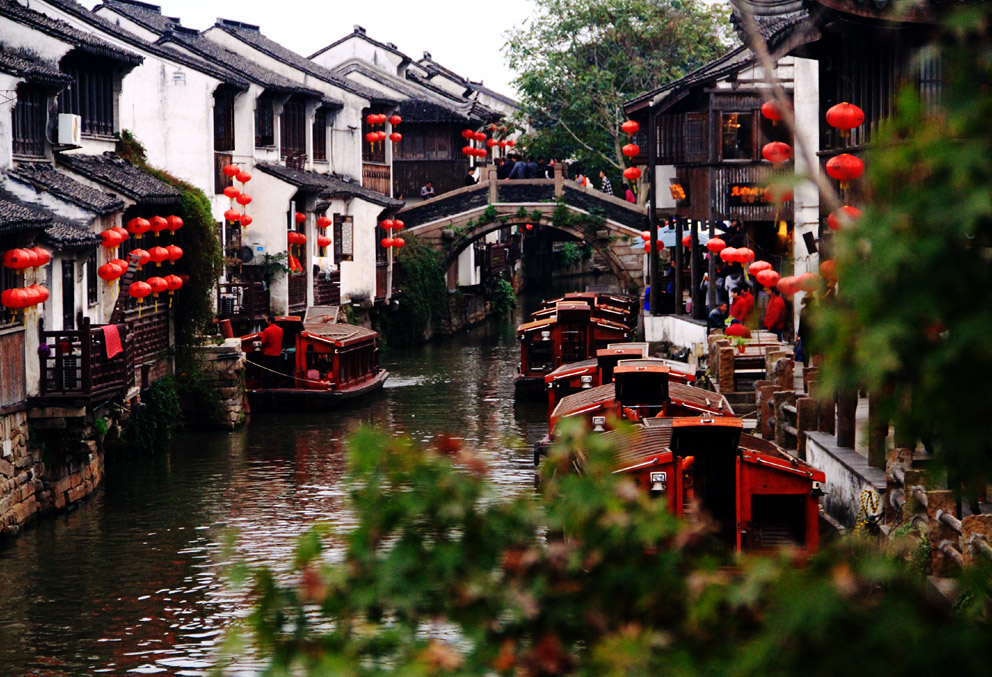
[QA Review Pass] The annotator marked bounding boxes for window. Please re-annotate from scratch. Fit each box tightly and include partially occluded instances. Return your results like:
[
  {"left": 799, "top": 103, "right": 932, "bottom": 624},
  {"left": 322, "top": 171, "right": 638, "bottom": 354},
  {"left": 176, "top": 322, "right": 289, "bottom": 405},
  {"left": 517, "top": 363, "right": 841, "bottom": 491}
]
[
  {"left": 12, "top": 85, "right": 47, "bottom": 157},
  {"left": 213, "top": 86, "right": 236, "bottom": 151},
  {"left": 394, "top": 128, "right": 455, "bottom": 160},
  {"left": 720, "top": 112, "right": 753, "bottom": 161},
  {"left": 685, "top": 113, "right": 707, "bottom": 163},
  {"left": 280, "top": 97, "right": 306, "bottom": 159},
  {"left": 59, "top": 52, "right": 115, "bottom": 137},
  {"left": 361, "top": 109, "right": 385, "bottom": 164},
  {"left": 333, "top": 214, "right": 353, "bottom": 262},
  {"left": 255, "top": 94, "right": 274, "bottom": 147},
  {"left": 0, "top": 265, "right": 17, "bottom": 327},
  {"left": 86, "top": 251, "right": 98, "bottom": 306},
  {"left": 313, "top": 108, "right": 328, "bottom": 161}
]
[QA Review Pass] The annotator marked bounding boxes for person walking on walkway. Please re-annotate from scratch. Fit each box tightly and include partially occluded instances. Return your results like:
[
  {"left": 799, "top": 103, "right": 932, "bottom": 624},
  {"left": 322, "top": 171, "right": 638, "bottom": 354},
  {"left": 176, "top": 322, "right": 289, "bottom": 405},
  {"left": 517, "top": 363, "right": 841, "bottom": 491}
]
[
  {"left": 260, "top": 316, "right": 284, "bottom": 388},
  {"left": 599, "top": 170, "right": 613, "bottom": 196},
  {"left": 763, "top": 286, "right": 787, "bottom": 340},
  {"left": 730, "top": 286, "right": 754, "bottom": 323}
]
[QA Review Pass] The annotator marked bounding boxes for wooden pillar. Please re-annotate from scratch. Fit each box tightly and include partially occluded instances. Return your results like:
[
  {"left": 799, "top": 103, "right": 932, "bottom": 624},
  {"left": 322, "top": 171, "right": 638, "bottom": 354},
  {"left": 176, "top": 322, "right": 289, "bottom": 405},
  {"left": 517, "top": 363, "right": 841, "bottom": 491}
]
[
  {"left": 820, "top": 392, "right": 836, "bottom": 436},
  {"left": 647, "top": 108, "right": 659, "bottom": 316},
  {"left": 718, "top": 345, "right": 735, "bottom": 393},
  {"left": 796, "top": 396, "right": 818, "bottom": 460},
  {"left": 674, "top": 218, "right": 683, "bottom": 315},
  {"left": 773, "top": 390, "right": 797, "bottom": 449},
  {"left": 755, "top": 380, "right": 774, "bottom": 439},
  {"left": 773, "top": 356, "right": 794, "bottom": 392},
  {"left": 690, "top": 221, "right": 704, "bottom": 320},
  {"left": 836, "top": 389, "right": 857, "bottom": 448},
  {"left": 867, "top": 391, "right": 887, "bottom": 470},
  {"left": 884, "top": 447, "right": 913, "bottom": 524}
]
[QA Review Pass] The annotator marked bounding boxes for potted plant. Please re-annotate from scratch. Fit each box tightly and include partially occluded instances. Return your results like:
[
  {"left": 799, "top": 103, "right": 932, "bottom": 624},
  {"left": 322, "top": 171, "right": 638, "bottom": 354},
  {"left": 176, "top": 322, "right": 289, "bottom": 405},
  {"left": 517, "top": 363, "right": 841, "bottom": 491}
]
[{"left": 732, "top": 336, "right": 748, "bottom": 354}]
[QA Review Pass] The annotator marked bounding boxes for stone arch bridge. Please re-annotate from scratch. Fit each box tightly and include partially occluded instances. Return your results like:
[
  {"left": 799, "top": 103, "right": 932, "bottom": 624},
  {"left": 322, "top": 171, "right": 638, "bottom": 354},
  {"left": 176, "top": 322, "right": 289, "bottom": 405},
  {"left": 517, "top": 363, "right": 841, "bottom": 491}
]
[{"left": 397, "top": 165, "right": 648, "bottom": 291}]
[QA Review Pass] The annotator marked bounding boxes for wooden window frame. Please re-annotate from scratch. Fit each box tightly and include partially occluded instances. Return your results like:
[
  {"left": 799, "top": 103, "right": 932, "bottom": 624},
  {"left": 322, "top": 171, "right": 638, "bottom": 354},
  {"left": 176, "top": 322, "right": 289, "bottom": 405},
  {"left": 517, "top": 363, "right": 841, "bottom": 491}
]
[
  {"left": 12, "top": 85, "right": 47, "bottom": 158},
  {"left": 58, "top": 53, "right": 115, "bottom": 137},
  {"left": 86, "top": 251, "right": 98, "bottom": 306},
  {"left": 333, "top": 213, "right": 353, "bottom": 262},
  {"left": 255, "top": 94, "right": 275, "bottom": 147},
  {"left": 213, "top": 86, "right": 236, "bottom": 152},
  {"left": 280, "top": 97, "right": 306, "bottom": 159},
  {"left": 313, "top": 107, "right": 328, "bottom": 162}
]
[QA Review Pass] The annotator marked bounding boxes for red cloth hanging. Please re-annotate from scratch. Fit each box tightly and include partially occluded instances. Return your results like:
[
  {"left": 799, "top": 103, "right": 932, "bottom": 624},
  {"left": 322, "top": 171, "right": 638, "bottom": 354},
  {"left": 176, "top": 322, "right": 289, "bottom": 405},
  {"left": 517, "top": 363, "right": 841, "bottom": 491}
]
[{"left": 102, "top": 324, "right": 123, "bottom": 359}]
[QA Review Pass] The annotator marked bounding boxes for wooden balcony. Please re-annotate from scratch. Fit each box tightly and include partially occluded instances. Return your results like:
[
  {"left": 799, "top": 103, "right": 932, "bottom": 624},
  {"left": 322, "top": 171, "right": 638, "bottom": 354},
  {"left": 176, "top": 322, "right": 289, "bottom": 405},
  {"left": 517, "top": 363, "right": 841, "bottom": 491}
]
[
  {"left": 217, "top": 282, "right": 270, "bottom": 323},
  {"left": 363, "top": 163, "right": 391, "bottom": 197},
  {"left": 314, "top": 270, "right": 340, "bottom": 306},
  {"left": 39, "top": 318, "right": 132, "bottom": 401},
  {"left": 288, "top": 272, "right": 307, "bottom": 315}
]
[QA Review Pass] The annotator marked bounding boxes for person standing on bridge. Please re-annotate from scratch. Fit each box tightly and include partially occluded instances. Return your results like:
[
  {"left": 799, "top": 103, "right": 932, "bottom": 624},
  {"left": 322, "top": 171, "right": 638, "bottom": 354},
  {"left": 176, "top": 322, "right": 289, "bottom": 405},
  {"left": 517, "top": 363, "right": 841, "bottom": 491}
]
[
  {"left": 599, "top": 170, "right": 613, "bottom": 196},
  {"left": 509, "top": 158, "right": 527, "bottom": 180}
]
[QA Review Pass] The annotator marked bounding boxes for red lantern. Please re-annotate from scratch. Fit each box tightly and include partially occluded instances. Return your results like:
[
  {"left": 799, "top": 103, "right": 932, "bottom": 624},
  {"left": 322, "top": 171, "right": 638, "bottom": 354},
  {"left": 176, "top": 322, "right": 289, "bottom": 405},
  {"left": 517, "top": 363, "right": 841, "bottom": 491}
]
[
  {"left": 643, "top": 241, "right": 653, "bottom": 253},
  {"left": 705, "top": 237, "right": 726, "bottom": 254},
  {"left": 295, "top": 212, "right": 306, "bottom": 224},
  {"left": 623, "top": 167, "right": 642, "bottom": 181},
  {"left": 240, "top": 215, "right": 253, "bottom": 227},
  {"left": 820, "top": 259, "right": 837, "bottom": 282},
  {"left": 128, "top": 280, "right": 151, "bottom": 300},
  {"left": 165, "top": 274, "right": 183, "bottom": 292},
  {"left": 778, "top": 275, "right": 798, "bottom": 295},
  {"left": 317, "top": 235, "right": 332, "bottom": 248},
  {"left": 473, "top": 131, "right": 486, "bottom": 143},
  {"left": 149, "top": 215, "right": 168, "bottom": 237},
  {"left": 366, "top": 114, "right": 379, "bottom": 125},
  {"left": 113, "top": 226, "right": 129, "bottom": 243},
  {"left": 236, "top": 170, "right": 251, "bottom": 184},
  {"left": 393, "top": 219, "right": 404, "bottom": 230},
  {"left": 1, "top": 288, "right": 30, "bottom": 310},
  {"left": 761, "top": 141, "right": 793, "bottom": 164},
  {"left": 366, "top": 132, "right": 378, "bottom": 144},
  {"left": 621, "top": 120, "right": 639, "bottom": 135},
  {"left": 640, "top": 231, "right": 651, "bottom": 241},
  {"left": 461, "top": 129, "right": 474, "bottom": 140},
  {"left": 390, "top": 132, "right": 402, "bottom": 143},
  {"left": 738, "top": 247, "right": 755, "bottom": 263},
  {"left": 720, "top": 247, "right": 737, "bottom": 263},
  {"left": 131, "top": 249, "right": 150, "bottom": 269},
  {"left": 525, "top": 223, "right": 533, "bottom": 231},
  {"left": 507, "top": 139, "right": 516, "bottom": 148},
  {"left": 749, "top": 260, "right": 772, "bottom": 276},
  {"left": 224, "top": 208, "right": 241, "bottom": 223},
  {"left": 760, "top": 100, "right": 785, "bottom": 122},
  {"left": 393, "top": 237, "right": 405, "bottom": 248},
  {"left": 487, "top": 138, "right": 497, "bottom": 148},
  {"left": 825, "top": 102, "right": 864, "bottom": 135},
  {"left": 148, "top": 246, "right": 169, "bottom": 267},
  {"left": 376, "top": 113, "right": 388, "bottom": 125},
  {"left": 461, "top": 146, "right": 474, "bottom": 156},
  {"left": 756, "top": 269, "right": 780, "bottom": 288},
  {"left": 827, "top": 205, "right": 862, "bottom": 231},
  {"left": 381, "top": 219, "right": 395, "bottom": 230},
  {"left": 34, "top": 285, "right": 50, "bottom": 304},
  {"left": 127, "top": 217, "right": 150, "bottom": 239},
  {"left": 167, "top": 215, "right": 183, "bottom": 234},
  {"left": 235, "top": 193, "right": 252, "bottom": 206},
  {"left": 825, "top": 153, "right": 865, "bottom": 187},
  {"left": 381, "top": 237, "right": 394, "bottom": 248},
  {"left": 622, "top": 143, "right": 639, "bottom": 158},
  {"left": 316, "top": 216, "right": 331, "bottom": 230},
  {"left": 222, "top": 164, "right": 240, "bottom": 177},
  {"left": 223, "top": 186, "right": 240, "bottom": 199},
  {"left": 389, "top": 115, "right": 402, "bottom": 126},
  {"left": 147, "top": 276, "right": 168, "bottom": 296},
  {"left": 498, "top": 140, "right": 507, "bottom": 148},
  {"left": 101, "top": 230, "right": 122, "bottom": 249},
  {"left": 796, "top": 272, "right": 820, "bottom": 292},
  {"left": 98, "top": 262, "right": 121, "bottom": 282},
  {"left": 109, "top": 259, "right": 128, "bottom": 275},
  {"left": 376, "top": 131, "right": 387, "bottom": 142},
  {"left": 165, "top": 244, "right": 182, "bottom": 264},
  {"left": 681, "top": 235, "right": 691, "bottom": 248},
  {"left": 725, "top": 322, "right": 750, "bottom": 338}
]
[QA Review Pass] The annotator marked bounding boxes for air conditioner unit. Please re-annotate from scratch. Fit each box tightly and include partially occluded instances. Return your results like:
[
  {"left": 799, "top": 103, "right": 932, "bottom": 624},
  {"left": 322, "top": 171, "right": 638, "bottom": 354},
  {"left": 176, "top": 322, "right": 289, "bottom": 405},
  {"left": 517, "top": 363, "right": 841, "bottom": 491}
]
[
  {"left": 241, "top": 242, "right": 266, "bottom": 265},
  {"left": 58, "top": 114, "right": 81, "bottom": 146}
]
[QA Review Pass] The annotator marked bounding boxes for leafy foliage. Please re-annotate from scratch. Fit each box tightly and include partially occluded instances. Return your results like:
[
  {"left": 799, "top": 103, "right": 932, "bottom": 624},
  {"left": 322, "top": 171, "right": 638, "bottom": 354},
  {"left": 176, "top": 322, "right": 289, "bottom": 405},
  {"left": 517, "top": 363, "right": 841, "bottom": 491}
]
[
  {"left": 233, "top": 423, "right": 992, "bottom": 674},
  {"left": 379, "top": 238, "right": 450, "bottom": 346},
  {"left": 490, "top": 278, "right": 517, "bottom": 315},
  {"left": 506, "top": 0, "right": 731, "bottom": 183},
  {"left": 123, "top": 376, "right": 181, "bottom": 454},
  {"left": 814, "top": 6, "right": 992, "bottom": 488}
]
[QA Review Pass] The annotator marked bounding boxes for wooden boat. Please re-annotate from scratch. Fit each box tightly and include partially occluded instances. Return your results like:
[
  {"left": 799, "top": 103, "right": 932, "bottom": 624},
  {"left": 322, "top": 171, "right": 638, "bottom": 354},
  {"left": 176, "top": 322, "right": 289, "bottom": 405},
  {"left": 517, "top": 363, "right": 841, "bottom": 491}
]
[
  {"left": 239, "top": 306, "right": 388, "bottom": 412},
  {"left": 600, "top": 417, "right": 825, "bottom": 553},
  {"left": 514, "top": 299, "right": 633, "bottom": 396},
  {"left": 544, "top": 343, "right": 696, "bottom": 411}
]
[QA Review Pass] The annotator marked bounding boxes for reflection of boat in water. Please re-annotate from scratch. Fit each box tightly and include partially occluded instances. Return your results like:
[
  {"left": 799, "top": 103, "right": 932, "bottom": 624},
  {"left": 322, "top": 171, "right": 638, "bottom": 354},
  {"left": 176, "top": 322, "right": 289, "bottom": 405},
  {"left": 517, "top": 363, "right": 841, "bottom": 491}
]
[
  {"left": 514, "top": 291, "right": 637, "bottom": 397},
  {"left": 602, "top": 417, "right": 825, "bottom": 553},
  {"left": 239, "top": 306, "right": 388, "bottom": 412}
]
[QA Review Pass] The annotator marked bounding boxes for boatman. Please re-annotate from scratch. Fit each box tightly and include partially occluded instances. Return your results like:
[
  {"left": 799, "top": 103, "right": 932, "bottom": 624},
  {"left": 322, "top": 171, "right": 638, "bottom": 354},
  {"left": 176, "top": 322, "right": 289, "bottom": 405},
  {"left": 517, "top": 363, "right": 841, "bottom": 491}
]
[{"left": 260, "top": 316, "right": 283, "bottom": 388}]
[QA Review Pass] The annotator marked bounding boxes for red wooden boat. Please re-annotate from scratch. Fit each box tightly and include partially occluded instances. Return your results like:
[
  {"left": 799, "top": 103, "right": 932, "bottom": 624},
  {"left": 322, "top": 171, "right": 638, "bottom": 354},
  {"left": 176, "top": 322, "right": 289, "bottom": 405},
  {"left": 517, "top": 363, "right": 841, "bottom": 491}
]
[
  {"left": 601, "top": 417, "right": 825, "bottom": 552},
  {"left": 515, "top": 299, "right": 633, "bottom": 396},
  {"left": 239, "top": 307, "right": 388, "bottom": 412}
]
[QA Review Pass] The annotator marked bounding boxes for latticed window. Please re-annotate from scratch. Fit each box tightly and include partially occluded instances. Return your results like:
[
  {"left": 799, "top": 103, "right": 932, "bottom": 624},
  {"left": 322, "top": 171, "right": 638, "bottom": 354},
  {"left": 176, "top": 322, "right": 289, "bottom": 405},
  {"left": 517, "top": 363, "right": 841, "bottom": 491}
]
[
  {"left": 213, "top": 86, "right": 236, "bottom": 151},
  {"left": 280, "top": 97, "right": 306, "bottom": 159},
  {"left": 58, "top": 52, "right": 115, "bottom": 137},
  {"left": 12, "top": 85, "right": 47, "bottom": 157},
  {"left": 255, "top": 94, "right": 274, "bottom": 147},
  {"left": 720, "top": 112, "right": 753, "bottom": 161},
  {"left": 313, "top": 108, "right": 328, "bottom": 161}
]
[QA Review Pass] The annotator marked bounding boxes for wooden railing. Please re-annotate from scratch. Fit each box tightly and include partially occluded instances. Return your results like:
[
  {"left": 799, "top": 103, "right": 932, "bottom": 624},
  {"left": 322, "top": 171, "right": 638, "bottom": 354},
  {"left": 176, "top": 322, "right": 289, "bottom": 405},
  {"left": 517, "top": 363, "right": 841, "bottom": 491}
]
[
  {"left": 127, "top": 308, "right": 169, "bottom": 367},
  {"left": 314, "top": 270, "right": 340, "bottom": 306},
  {"left": 288, "top": 272, "right": 307, "bottom": 314},
  {"left": 363, "top": 163, "right": 391, "bottom": 197},
  {"left": 39, "top": 318, "right": 131, "bottom": 399},
  {"left": 217, "top": 282, "right": 270, "bottom": 322}
]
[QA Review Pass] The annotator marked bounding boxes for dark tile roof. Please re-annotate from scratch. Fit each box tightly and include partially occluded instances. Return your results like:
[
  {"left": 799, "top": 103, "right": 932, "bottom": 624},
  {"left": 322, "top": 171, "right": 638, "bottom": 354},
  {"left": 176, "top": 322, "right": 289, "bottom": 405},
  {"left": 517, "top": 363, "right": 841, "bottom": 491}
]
[
  {"left": 728, "top": 1, "right": 820, "bottom": 54},
  {"left": 10, "top": 162, "right": 124, "bottom": 215},
  {"left": 625, "top": 46, "right": 755, "bottom": 113},
  {"left": 468, "top": 81, "right": 519, "bottom": 109},
  {"left": 43, "top": 220, "right": 102, "bottom": 249},
  {"left": 309, "top": 27, "right": 412, "bottom": 64},
  {"left": 39, "top": 0, "right": 249, "bottom": 87},
  {"left": 214, "top": 19, "right": 398, "bottom": 104},
  {"left": 0, "top": 189, "right": 51, "bottom": 234},
  {"left": 254, "top": 163, "right": 403, "bottom": 208},
  {"left": 0, "top": 49, "right": 73, "bottom": 87},
  {"left": 96, "top": 0, "right": 179, "bottom": 34},
  {"left": 57, "top": 152, "right": 181, "bottom": 205},
  {"left": 397, "top": 99, "right": 474, "bottom": 125},
  {"left": 418, "top": 54, "right": 469, "bottom": 87},
  {"left": 0, "top": 0, "right": 143, "bottom": 65}
]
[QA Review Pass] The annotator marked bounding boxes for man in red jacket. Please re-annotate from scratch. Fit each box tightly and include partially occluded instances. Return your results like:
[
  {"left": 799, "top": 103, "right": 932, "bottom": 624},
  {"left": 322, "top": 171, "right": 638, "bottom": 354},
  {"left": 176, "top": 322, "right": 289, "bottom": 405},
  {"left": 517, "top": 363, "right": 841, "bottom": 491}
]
[
  {"left": 763, "top": 287, "right": 787, "bottom": 340},
  {"left": 259, "top": 316, "right": 284, "bottom": 388},
  {"left": 730, "top": 286, "right": 754, "bottom": 324}
]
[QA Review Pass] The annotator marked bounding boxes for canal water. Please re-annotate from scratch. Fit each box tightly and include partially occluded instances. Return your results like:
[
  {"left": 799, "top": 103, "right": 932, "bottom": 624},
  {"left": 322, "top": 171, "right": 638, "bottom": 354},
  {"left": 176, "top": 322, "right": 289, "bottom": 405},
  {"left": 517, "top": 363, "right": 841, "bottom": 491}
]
[{"left": 0, "top": 275, "right": 614, "bottom": 675}]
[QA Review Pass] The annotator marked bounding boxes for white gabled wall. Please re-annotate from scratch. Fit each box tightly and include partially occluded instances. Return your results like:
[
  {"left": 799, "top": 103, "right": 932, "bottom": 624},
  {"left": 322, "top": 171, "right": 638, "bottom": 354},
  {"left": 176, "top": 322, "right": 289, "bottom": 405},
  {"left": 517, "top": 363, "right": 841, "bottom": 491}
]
[{"left": 311, "top": 35, "right": 406, "bottom": 78}]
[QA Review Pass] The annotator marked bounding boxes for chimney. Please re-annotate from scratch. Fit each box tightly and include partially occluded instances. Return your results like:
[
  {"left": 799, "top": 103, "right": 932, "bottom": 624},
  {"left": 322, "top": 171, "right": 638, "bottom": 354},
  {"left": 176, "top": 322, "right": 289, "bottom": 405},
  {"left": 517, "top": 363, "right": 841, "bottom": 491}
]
[{"left": 354, "top": 25, "right": 366, "bottom": 35}]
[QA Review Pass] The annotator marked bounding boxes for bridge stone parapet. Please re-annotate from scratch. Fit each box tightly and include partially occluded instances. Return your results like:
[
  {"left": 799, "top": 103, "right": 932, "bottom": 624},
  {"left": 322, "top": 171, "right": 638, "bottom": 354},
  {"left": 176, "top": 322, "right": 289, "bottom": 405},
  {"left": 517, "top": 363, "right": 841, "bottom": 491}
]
[{"left": 398, "top": 164, "right": 648, "bottom": 291}]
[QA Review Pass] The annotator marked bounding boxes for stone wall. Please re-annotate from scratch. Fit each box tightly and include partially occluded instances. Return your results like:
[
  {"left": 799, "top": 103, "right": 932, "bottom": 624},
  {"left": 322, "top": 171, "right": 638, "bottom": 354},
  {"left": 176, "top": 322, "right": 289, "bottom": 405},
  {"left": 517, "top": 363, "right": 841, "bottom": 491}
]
[{"left": 182, "top": 339, "right": 246, "bottom": 430}]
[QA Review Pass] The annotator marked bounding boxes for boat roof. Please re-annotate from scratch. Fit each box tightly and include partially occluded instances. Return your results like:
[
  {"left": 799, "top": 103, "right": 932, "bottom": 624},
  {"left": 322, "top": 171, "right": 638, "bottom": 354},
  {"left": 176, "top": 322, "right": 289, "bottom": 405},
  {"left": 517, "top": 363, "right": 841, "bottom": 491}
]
[
  {"left": 303, "top": 305, "right": 343, "bottom": 331},
  {"left": 614, "top": 360, "right": 670, "bottom": 375},
  {"left": 551, "top": 380, "right": 732, "bottom": 421},
  {"left": 545, "top": 358, "right": 599, "bottom": 382},
  {"left": 301, "top": 322, "right": 377, "bottom": 348},
  {"left": 518, "top": 317, "right": 556, "bottom": 333}
]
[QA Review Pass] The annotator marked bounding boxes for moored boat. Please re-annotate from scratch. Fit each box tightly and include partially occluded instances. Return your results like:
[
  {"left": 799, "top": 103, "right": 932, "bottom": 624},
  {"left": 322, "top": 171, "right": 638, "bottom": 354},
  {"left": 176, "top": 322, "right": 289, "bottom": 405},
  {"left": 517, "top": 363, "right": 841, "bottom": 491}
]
[{"left": 239, "top": 306, "right": 388, "bottom": 412}]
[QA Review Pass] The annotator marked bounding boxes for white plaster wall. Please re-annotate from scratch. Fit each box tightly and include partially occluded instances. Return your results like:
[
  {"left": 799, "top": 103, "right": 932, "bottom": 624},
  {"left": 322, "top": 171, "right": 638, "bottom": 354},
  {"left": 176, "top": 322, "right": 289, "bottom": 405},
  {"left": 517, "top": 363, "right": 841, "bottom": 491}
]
[
  {"left": 91, "top": 6, "right": 160, "bottom": 42},
  {"left": 338, "top": 199, "right": 382, "bottom": 302},
  {"left": 244, "top": 171, "right": 298, "bottom": 315},
  {"left": 806, "top": 431, "right": 886, "bottom": 527},
  {"left": 792, "top": 57, "right": 820, "bottom": 329},
  {"left": 456, "top": 247, "right": 477, "bottom": 287},
  {"left": 0, "top": 72, "right": 22, "bottom": 170},
  {"left": 643, "top": 315, "right": 708, "bottom": 352},
  {"left": 655, "top": 164, "right": 679, "bottom": 210},
  {"left": 311, "top": 37, "right": 405, "bottom": 77}
]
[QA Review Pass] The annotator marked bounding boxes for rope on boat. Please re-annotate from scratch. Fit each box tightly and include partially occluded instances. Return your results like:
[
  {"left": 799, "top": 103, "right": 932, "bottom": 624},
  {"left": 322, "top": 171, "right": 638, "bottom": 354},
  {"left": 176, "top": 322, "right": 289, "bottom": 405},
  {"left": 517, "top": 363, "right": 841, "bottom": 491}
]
[{"left": 243, "top": 356, "right": 333, "bottom": 387}]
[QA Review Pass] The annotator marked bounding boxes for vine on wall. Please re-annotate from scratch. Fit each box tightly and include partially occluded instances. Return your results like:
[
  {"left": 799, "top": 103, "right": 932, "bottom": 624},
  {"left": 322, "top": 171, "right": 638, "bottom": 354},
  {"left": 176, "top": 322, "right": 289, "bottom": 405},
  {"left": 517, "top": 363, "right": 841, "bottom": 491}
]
[{"left": 378, "top": 239, "right": 450, "bottom": 346}]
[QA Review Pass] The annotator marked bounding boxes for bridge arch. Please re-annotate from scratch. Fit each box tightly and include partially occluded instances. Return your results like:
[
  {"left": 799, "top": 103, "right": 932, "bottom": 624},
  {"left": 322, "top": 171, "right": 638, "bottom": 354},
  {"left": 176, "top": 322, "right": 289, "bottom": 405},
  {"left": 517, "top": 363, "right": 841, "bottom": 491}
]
[{"left": 398, "top": 166, "right": 648, "bottom": 292}]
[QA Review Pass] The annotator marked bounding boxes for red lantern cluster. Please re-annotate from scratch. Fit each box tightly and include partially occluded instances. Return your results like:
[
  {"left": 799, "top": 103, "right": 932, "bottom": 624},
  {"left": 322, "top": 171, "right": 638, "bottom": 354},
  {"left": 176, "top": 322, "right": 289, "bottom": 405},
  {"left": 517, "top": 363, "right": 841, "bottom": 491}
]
[
  {"left": 749, "top": 260, "right": 772, "bottom": 276},
  {"left": 3, "top": 247, "right": 50, "bottom": 273},
  {"left": 366, "top": 113, "right": 388, "bottom": 126},
  {"left": 620, "top": 120, "right": 641, "bottom": 185},
  {"left": 381, "top": 219, "right": 404, "bottom": 232},
  {"left": 223, "top": 165, "right": 252, "bottom": 229},
  {"left": 776, "top": 272, "right": 819, "bottom": 296},
  {"left": 828, "top": 205, "right": 862, "bottom": 231},
  {"left": 366, "top": 117, "right": 389, "bottom": 151},
  {"left": 1, "top": 284, "right": 48, "bottom": 314},
  {"left": 316, "top": 215, "right": 332, "bottom": 231},
  {"left": 719, "top": 247, "right": 755, "bottom": 264},
  {"left": 381, "top": 237, "right": 405, "bottom": 249}
]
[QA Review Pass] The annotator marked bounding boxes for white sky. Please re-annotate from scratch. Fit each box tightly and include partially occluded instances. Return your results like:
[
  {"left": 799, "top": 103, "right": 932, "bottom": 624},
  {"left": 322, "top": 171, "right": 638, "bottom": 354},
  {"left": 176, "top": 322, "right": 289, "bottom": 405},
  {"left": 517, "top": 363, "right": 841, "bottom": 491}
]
[{"left": 81, "top": 0, "right": 537, "bottom": 98}]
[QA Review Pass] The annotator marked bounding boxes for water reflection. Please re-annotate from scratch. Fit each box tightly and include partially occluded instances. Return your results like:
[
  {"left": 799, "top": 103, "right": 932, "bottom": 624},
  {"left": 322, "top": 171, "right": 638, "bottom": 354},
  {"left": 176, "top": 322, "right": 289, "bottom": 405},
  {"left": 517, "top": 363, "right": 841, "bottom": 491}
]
[{"left": 0, "top": 274, "right": 616, "bottom": 674}]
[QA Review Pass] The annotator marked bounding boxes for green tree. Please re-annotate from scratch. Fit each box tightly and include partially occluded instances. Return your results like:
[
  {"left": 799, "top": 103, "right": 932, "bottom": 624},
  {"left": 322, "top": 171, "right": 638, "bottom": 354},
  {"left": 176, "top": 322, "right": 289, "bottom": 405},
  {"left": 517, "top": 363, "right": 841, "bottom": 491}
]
[
  {"left": 814, "top": 5, "right": 992, "bottom": 489},
  {"left": 505, "top": 0, "right": 731, "bottom": 180}
]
